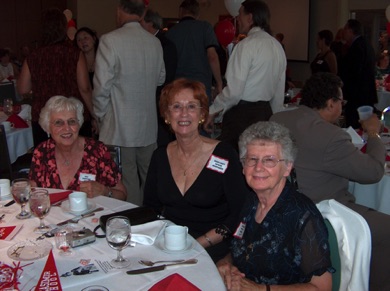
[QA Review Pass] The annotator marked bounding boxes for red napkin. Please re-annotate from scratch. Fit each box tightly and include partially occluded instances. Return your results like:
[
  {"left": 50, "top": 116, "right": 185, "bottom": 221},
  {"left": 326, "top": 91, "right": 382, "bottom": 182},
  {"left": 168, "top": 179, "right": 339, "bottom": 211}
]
[
  {"left": 49, "top": 190, "right": 73, "bottom": 205},
  {"left": 35, "top": 250, "right": 62, "bottom": 291},
  {"left": 6, "top": 114, "right": 28, "bottom": 128},
  {"left": 149, "top": 273, "right": 201, "bottom": 291}
]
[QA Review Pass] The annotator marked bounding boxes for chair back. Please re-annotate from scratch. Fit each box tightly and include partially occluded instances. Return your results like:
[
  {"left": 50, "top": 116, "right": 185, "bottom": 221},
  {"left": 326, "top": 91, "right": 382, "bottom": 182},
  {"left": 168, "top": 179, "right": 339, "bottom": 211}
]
[
  {"left": 0, "top": 124, "right": 13, "bottom": 179},
  {"left": 106, "top": 145, "right": 122, "bottom": 173},
  {"left": 316, "top": 199, "right": 371, "bottom": 291},
  {"left": 382, "top": 106, "right": 390, "bottom": 129},
  {"left": 0, "top": 82, "right": 16, "bottom": 105}
]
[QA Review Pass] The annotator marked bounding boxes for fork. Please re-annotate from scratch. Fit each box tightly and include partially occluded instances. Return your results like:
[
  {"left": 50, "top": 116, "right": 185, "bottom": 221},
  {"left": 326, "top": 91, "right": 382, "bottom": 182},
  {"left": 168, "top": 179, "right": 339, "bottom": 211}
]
[{"left": 138, "top": 259, "right": 185, "bottom": 266}]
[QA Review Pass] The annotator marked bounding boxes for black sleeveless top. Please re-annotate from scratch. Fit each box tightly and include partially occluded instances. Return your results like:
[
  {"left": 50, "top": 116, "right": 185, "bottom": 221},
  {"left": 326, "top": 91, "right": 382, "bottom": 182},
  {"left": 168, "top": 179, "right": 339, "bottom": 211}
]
[{"left": 310, "top": 51, "right": 331, "bottom": 74}]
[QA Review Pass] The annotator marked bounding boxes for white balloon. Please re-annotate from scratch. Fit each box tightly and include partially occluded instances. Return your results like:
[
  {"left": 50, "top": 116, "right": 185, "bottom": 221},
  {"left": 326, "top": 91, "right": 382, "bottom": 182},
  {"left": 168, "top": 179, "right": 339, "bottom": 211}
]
[
  {"left": 386, "top": 5, "right": 390, "bottom": 22},
  {"left": 224, "top": 0, "right": 244, "bottom": 17}
]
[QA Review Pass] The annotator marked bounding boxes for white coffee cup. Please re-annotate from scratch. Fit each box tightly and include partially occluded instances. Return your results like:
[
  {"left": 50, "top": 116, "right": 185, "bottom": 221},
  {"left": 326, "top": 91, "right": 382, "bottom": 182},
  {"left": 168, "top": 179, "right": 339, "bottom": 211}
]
[
  {"left": 357, "top": 106, "right": 373, "bottom": 121},
  {"left": 164, "top": 225, "right": 188, "bottom": 251},
  {"left": 68, "top": 191, "right": 88, "bottom": 212},
  {"left": 0, "top": 179, "right": 11, "bottom": 197},
  {"left": 1, "top": 121, "right": 13, "bottom": 132}
]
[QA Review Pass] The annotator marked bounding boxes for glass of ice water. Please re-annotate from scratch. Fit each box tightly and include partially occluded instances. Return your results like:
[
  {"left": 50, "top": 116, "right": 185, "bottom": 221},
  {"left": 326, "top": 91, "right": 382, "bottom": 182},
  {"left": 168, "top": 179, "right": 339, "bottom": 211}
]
[{"left": 106, "top": 216, "right": 131, "bottom": 268}]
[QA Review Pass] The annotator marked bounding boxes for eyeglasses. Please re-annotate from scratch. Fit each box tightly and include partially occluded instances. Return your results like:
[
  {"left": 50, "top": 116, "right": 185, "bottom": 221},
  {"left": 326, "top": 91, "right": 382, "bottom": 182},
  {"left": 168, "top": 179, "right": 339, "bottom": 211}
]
[
  {"left": 241, "top": 156, "right": 285, "bottom": 168},
  {"left": 168, "top": 103, "right": 202, "bottom": 113},
  {"left": 51, "top": 118, "right": 79, "bottom": 128},
  {"left": 335, "top": 97, "right": 348, "bottom": 106}
]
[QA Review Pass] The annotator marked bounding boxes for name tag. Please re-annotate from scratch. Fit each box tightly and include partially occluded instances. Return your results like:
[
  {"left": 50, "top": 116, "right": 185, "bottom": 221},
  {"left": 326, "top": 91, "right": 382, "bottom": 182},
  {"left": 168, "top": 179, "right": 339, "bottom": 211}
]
[
  {"left": 206, "top": 155, "right": 229, "bottom": 173},
  {"left": 79, "top": 173, "right": 96, "bottom": 182},
  {"left": 233, "top": 222, "right": 246, "bottom": 239}
]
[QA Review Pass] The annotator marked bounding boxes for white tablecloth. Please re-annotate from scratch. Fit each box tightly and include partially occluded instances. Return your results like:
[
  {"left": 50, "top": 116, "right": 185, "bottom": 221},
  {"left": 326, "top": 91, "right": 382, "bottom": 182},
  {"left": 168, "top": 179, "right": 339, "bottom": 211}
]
[
  {"left": 0, "top": 194, "right": 225, "bottom": 291},
  {"left": 5, "top": 127, "right": 33, "bottom": 163},
  {"left": 375, "top": 90, "right": 390, "bottom": 111},
  {"left": 349, "top": 133, "right": 390, "bottom": 215}
]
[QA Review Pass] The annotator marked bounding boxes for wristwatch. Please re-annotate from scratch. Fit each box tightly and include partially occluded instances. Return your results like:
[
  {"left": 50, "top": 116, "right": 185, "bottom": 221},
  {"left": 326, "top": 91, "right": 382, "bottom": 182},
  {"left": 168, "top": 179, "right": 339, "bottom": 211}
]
[{"left": 107, "top": 187, "right": 113, "bottom": 198}]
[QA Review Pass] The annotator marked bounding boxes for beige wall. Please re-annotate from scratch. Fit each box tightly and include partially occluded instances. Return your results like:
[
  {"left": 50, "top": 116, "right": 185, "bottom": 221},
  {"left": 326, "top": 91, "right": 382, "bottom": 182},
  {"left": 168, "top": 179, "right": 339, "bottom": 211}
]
[{"left": 69, "top": 0, "right": 389, "bottom": 84}]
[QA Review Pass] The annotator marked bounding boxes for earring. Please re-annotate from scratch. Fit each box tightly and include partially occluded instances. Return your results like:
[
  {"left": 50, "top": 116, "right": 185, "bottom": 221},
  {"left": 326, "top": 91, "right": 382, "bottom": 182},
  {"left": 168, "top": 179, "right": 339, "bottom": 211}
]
[
  {"left": 199, "top": 119, "right": 205, "bottom": 124},
  {"left": 165, "top": 120, "right": 170, "bottom": 125}
]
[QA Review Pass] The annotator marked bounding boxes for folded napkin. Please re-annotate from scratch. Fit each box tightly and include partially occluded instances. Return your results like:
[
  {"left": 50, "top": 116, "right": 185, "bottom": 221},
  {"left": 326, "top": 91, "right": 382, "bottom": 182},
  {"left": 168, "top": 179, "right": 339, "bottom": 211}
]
[
  {"left": 0, "top": 225, "right": 23, "bottom": 240},
  {"left": 18, "top": 104, "right": 31, "bottom": 121},
  {"left": 6, "top": 113, "right": 28, "bottom": 128},
  {"left": 149, "top": 273, "right": 201, "bottom": 291},
  {"left": 345, "top": 126, "right": 365, "bottom": 150},
  {"left": 49, "top": 190, "right": 73, "bottom": 204},
  {"left": 131, "top": 220, "right": 166, "bottom": 245}
]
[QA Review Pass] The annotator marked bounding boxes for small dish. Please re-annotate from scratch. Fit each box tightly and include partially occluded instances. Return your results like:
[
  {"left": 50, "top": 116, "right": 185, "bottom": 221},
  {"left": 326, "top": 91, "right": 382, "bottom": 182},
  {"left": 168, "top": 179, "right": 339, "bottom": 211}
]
[
  {"left": 7, "top": 240, "right": 52, "bottom": 261},
  {"left": 61, "top": 199, "right": 96, "bottom": 215},
  {"left": 154, "top": 236, "right": 195, "bottom": 254}
]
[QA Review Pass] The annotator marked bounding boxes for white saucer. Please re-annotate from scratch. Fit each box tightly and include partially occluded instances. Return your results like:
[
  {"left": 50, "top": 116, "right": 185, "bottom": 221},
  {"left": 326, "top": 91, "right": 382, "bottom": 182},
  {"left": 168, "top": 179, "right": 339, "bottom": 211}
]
[
  {"left": 154, "top": 236, "right": 195, "bottom": 254},
  {"left": 8, "top": 240, "right": 52, "bottom": 261},
  {"left": 61, "top": 199, "right": 96, "bottom": 215}
]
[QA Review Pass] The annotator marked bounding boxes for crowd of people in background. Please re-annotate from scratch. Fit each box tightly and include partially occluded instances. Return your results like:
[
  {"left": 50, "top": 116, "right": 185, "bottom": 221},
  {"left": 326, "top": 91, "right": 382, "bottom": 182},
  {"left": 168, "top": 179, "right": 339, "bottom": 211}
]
[{"left": 2, "top": 0, "right": 390, "bottom": 289}]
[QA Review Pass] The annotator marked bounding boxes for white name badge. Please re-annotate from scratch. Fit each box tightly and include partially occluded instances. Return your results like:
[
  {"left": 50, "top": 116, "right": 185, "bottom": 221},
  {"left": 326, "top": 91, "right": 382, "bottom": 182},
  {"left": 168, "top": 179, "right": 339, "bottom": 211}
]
[
  {"left": 206, "top": 155, "right": 229, "bottom": 173},
  {"left": 79, "top": 173, "right": 96, "bottom": 182},
  {"left": 233, "top": 222, "right": 246, "bottom": 239}
]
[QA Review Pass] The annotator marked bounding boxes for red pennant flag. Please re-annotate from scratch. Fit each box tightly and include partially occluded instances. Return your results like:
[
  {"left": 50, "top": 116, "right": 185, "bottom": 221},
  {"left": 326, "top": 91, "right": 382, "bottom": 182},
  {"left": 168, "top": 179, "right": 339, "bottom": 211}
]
[{"left": 35, "top": 250, "right": 62, "bottom": 291}]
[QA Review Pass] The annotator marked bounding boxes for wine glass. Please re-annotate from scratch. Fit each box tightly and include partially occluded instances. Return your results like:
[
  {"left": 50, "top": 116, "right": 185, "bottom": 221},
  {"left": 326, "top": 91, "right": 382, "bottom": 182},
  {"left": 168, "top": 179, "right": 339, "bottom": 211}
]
[
  {"left": 11, "top": 178, "right": 31, "bottom": 219},
  {"left": 106, "top": 216, "right": 131, "bottom": 268},
  {"left": 3, "top": 98, "right": 14, "bottom": 116},
  {"left": 29, "top": 189, "right": 51, "bottom": 233}
]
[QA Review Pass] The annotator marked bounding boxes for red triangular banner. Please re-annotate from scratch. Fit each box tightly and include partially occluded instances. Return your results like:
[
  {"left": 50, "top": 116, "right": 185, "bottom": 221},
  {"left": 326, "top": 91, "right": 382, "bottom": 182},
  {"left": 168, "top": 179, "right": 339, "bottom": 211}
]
[{"left": 35, "top": 250, "right": 62, "bottom": 291}]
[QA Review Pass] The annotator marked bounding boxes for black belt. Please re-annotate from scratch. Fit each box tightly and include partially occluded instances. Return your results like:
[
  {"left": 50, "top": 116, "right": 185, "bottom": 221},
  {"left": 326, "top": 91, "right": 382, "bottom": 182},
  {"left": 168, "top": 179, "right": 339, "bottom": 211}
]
[{"left": 238, "top": 100, "right": 269, "bottom": 105}]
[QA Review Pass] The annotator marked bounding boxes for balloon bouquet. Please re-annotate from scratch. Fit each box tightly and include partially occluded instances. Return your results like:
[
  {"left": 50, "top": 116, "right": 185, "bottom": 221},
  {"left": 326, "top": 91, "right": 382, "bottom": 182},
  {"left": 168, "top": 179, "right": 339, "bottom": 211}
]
[{"left": 214, "top": 0, "right": 244, "bottom": 47}]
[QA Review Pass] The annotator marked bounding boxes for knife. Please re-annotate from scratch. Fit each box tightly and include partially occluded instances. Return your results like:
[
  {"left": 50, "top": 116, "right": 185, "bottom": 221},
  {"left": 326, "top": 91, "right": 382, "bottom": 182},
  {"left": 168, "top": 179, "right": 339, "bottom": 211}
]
[
  {"left": 126, "top": 259, "right": 198, "bottom": 275},
  {"left": 4, "top": 200, "right": 15, "bottom": 207},
  {"left": 57, "top": 207, "right": 104, "bottom": 226}
]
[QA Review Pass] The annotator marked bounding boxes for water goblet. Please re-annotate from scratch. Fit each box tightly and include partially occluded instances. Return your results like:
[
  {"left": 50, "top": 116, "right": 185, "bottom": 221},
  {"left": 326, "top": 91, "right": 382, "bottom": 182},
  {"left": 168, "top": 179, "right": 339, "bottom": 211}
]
[
  {"left": 106, "top": 216, "right": 131, "bottom": 268},
  {"left": 30, "top": 189, "right": 51, "bottom": 233},
  {"left": 3, "top": 98, "right": 14, "bottom": 116},
  {"left": 11, "top": 178, "right": 31, "bottom": 219}
]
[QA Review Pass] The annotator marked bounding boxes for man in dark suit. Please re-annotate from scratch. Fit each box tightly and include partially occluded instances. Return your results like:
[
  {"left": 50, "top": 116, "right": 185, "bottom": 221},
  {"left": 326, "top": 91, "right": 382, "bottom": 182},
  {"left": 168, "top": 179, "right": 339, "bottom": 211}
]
[
  {"left": 339, "top": 19, "right": 377, "bottom": 129},
  {"left": 141, "top": 9, "right": 177, "bottom": 147}
]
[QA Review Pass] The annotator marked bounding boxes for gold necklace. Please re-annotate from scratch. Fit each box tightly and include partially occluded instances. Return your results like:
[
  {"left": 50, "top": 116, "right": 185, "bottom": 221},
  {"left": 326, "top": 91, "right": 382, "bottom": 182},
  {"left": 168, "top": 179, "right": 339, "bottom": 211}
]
[{"left": 180, "top": 143, "right": 203, "bottom": 176}]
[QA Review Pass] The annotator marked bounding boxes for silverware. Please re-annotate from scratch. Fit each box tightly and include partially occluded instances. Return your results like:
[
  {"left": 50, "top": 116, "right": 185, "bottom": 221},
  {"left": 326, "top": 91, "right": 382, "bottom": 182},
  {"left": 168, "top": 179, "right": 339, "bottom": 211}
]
[
  {"left": 57, "top": 207, "right": 104, "bottom": 226},
  {"left": 126, "top": 259, "right": 198, "bottom": 275},
  {"left": 4, "top": 200, "right": 15, "bottom": 207},
  {"left": 138, "top": 259, "right": 185, "bottom": 266},
  {"left": 0, "top": 214, "right": 5, "bottom": 222}
]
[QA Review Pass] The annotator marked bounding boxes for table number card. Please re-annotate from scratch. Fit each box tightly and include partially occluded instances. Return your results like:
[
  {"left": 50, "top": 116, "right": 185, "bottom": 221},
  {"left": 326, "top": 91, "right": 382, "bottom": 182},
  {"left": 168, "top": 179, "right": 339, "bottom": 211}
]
[
  {"left": 35, "top": 250, "right": 62, "bottom": 291},
  {"left": 0, "top": 225, "right": 23, "bottom": 241}
]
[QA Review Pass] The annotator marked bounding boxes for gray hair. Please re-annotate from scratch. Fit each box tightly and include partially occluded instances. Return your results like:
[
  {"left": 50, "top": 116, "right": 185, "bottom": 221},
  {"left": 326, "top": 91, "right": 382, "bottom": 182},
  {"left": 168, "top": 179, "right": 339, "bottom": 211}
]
[
  {"left": 119, "top": 0, "right": 146, "bottom": 17},
  {"left": 144, "top": 9, "right": 163, "bottom": 30},
  {"left": 39, "top": 96, "right": 84, "bottom": 133},
  {"left": 238, "top": 121, "right": 297, "bottom": 163}
]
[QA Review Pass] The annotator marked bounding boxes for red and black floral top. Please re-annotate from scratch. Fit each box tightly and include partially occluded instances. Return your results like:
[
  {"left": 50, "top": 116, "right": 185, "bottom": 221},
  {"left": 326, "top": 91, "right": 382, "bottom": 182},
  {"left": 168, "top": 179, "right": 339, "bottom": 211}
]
[{"left": 29, "top": 138, "right": 121, "bottom": 190}]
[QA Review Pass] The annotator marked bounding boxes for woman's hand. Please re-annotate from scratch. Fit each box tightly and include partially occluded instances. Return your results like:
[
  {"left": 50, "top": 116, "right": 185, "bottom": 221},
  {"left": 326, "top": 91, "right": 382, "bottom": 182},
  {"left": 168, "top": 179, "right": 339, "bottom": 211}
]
[
  {"left": 217, "top": 260, "right": 244, "bottom": 290},
  {"left": 79, "top": 181, "right": 105, "bottom": 198},
  {"left": 231, "top": 275, "right": 264, "bottom": 291}
]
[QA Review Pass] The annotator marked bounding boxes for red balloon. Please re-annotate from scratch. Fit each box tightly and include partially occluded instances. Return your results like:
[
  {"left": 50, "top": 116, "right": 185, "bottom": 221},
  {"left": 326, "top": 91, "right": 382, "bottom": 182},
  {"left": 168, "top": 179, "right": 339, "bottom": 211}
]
[
  {"left": 387, "top": 22, "right": 390, "bottom": 35},
  {"left": 215, "top": 19, "right": 236, "bottom": 47}
]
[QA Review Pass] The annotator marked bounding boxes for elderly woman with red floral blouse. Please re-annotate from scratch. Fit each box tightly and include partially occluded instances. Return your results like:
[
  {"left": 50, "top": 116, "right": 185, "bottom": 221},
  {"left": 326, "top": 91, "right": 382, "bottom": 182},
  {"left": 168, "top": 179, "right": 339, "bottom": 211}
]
[{"left": 29, "top": 95, "right": 127, "bottom": 200}]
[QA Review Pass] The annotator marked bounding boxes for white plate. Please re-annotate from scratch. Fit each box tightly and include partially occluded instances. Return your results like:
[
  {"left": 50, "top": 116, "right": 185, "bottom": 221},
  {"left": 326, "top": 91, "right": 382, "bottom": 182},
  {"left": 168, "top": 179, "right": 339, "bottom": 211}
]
[
  {"left": 7, "top": 240, "right": 52, "bottom": 261},
  {"left": 61, "top": 199, "right": 96, "bottom": 215},
  {"left": 154, "top": 236, "right": 195, "bottom": 254}
]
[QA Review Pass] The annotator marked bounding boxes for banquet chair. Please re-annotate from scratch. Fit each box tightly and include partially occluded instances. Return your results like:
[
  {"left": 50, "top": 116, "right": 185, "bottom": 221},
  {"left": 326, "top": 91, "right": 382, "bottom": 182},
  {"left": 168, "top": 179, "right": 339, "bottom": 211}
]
[
  {"left": 381, "top": 106, "right": 390, "bottom": 129},
  {"left": 0, "top": 81, "right": 16, "bottom": 104},
  {"left": 316, "top": 199, "right": 371, "bottom": 291},
  {"left": 0, "top": 124, "right": 13, "bottom": 180},
  {"left": 106, "top": 145, "right": 122, "bottom": 173}
]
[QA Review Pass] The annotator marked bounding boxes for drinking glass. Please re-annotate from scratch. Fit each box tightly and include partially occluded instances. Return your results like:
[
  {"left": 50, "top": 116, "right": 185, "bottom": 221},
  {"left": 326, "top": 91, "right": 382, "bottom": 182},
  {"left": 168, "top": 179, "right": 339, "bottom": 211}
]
[
  {"left": 55, "top": 229, "right": 73, "bottom": 256},
  {"left": 30, "top": 189, "right": 51, "bottom": 233},
  {"left": 106, "top": 216, "right": 131, "bottom": 268},
  {"left": 3, "top": 98, "right": 13, "bottom": 116},
  {"left": 11, "top": 178, "right": 31, "bottom": 219}
]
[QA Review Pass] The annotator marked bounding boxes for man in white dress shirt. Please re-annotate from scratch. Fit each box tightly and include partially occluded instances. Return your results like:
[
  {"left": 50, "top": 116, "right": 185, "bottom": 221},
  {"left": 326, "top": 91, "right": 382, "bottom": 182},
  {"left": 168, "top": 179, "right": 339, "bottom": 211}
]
[
  {"left": 93, "top": 0, "right": 165, "bottom": 205},
  {"left": 204, "top": 0, "right": 286, "bottom": 150}
]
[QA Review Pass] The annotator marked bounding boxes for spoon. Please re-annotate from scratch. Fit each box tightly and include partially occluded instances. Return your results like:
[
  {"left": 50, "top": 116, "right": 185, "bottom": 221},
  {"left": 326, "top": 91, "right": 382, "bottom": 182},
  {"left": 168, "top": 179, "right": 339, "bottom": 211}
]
[{"left": 138, "top": 259, "right": 185, "bottom": 266}]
